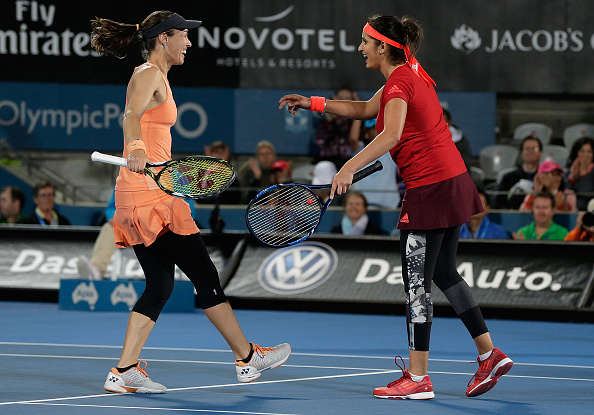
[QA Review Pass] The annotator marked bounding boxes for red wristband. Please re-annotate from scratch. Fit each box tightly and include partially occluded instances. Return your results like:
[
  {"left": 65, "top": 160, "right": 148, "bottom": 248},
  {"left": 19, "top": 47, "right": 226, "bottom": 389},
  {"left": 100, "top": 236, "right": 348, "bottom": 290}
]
[{"left": 309, "top": 96, "right": 326, "bottom": 113}]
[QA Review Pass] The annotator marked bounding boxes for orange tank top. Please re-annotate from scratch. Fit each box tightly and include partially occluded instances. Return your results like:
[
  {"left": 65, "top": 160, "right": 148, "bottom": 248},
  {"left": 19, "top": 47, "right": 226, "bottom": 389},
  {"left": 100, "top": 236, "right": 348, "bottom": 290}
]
[
  {"left": 116, "top": 63, "right": 177, "bottom": 192},
  {"left": 112, "top": 63, "right": 198, "bottom": 247}
]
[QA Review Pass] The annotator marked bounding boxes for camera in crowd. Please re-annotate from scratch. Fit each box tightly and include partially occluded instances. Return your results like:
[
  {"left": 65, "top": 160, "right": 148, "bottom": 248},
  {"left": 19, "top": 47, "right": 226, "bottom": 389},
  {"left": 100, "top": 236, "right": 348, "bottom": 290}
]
[{"left": 582, "top": 211, "right": 594, "bottom": 228}]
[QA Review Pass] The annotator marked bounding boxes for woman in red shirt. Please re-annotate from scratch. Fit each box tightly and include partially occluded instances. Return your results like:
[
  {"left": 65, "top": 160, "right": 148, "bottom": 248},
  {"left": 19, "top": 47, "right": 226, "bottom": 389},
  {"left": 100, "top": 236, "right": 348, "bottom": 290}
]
[{"left": 280, "top": 14, "right": 512, "bottom": 400}]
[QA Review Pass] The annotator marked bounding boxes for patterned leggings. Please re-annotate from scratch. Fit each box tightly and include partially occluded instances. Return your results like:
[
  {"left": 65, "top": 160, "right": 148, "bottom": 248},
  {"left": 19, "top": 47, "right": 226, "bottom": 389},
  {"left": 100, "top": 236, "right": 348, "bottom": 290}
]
[{"left": 400, "top": 226, "right": 488, "bottom": 351}]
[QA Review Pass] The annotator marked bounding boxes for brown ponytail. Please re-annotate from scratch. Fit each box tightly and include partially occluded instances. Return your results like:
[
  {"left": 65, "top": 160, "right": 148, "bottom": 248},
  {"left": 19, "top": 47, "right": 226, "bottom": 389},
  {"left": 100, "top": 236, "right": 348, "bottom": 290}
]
[
  {"left": 91, "top": 10, "right": 174, "bottom": 59},
  {"left": 90, "top": 17, "right": 139, "bottom": 58}
]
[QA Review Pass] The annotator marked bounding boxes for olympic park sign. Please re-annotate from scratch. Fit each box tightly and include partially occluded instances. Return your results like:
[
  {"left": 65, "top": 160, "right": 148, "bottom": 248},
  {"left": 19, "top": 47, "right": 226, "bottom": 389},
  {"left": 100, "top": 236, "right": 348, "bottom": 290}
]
[{"left": 0, "top": 81, "right": 232, "bottom": 152}]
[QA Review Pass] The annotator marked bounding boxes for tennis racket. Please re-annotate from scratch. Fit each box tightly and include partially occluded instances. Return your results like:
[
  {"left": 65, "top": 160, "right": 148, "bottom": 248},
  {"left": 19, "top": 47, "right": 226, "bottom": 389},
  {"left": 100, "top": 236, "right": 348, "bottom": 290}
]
[
  {"left": 91, "top": 151, "right": 236, "bottom": 200},
  {"left": 246, "top": 160, "right": 383, "bottom": 247}
]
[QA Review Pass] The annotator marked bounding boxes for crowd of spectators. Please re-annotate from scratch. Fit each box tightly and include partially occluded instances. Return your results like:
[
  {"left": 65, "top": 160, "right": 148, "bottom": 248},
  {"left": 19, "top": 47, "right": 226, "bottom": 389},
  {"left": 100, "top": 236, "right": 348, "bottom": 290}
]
[
  {"left": 3, "top": 89, "right": 594, "bottom": 245},
  {"left": 1, "top": 181, "right": 71, "bottom": 227}
]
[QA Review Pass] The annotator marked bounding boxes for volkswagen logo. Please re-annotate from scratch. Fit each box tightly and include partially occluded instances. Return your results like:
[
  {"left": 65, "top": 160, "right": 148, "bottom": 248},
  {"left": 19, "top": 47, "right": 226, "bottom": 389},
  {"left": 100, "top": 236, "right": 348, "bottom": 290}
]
[{"left": 258, "top": 242, "right": 338, "bottom": 294}]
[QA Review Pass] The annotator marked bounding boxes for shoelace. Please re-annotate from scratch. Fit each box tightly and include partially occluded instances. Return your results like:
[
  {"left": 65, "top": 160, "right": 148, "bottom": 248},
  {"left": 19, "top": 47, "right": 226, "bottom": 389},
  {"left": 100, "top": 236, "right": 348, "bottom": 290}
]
[
  {"left": 136, "top": 360, "right": 150, "bottom": 378},
  {"left": 386, "top": 355, "right": 408, "bottom": 388},
  {"left": 467, "top": 357, "right": 489, "bottom": 387},
  {"left": 253, "top": 344, "right": 275, "bottom": 357}
]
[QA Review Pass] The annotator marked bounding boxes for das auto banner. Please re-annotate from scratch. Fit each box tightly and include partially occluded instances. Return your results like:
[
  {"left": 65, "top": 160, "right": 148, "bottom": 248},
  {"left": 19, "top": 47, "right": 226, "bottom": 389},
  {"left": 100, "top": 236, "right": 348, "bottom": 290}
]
[{"left": 225, "top": 236, "right": 594, "bottom": 310}]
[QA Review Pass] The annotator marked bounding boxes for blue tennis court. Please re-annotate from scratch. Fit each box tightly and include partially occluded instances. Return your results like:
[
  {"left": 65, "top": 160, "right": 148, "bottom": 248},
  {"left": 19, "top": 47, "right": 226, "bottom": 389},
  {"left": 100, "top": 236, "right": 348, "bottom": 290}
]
[{"left": 1, "top": 301, "right": 593, "bottom": 415}]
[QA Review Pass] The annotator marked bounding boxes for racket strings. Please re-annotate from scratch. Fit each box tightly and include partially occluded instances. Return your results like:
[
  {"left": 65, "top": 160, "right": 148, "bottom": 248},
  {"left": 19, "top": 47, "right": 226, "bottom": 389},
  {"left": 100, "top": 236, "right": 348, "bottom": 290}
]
[
  {"left": 157, "top": 158, "right": 234, "bottom": 197},
  {"left": 247, "top": 186, "right": 322, "bottom": 245}
]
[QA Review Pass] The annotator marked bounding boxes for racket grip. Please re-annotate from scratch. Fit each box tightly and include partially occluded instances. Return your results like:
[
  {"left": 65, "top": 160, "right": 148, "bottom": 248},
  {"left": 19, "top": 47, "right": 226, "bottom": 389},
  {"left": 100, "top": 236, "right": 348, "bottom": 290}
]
[
  {"left": 91, "top": 151, "right": 128, "bottom": 167},
  {"left": 352, "top": 160, "right": 383, "bottom": 184}
]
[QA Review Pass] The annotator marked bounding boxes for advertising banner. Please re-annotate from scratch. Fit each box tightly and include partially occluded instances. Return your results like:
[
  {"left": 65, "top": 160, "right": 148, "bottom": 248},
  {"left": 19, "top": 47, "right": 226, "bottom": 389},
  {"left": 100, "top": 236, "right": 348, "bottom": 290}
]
[
  {"left": 1, "top": 1, "right": 593, "bottom": 93},
  {"left": 0, "top": 82, "right": 234, "bottom": 152},
  {"left": 224, "top": 237, "right": 594, "bottom": 310},
  {"left": 0, "top": 228, "right": 231, "bottom": 290},
  {"left": 58, "top": 279, "right": 194, "bottom": 312},
  {"left": 0, "top": 81, "right": 495, "bottom": 156}
]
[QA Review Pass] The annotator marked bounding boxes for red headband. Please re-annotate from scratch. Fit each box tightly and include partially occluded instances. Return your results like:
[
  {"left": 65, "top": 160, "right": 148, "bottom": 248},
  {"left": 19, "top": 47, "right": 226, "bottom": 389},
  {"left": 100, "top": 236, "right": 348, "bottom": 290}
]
[{"left": 363, "top": 23, "right": 436, "bottom": 86}]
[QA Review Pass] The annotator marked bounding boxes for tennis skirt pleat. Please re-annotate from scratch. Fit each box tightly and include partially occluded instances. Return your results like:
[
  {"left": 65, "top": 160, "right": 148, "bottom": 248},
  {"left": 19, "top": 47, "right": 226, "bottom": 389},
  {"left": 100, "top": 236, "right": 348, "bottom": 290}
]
[
  {"left": 113, "top": 189, "right": 199, "bottom": 247},
  {"left": 398, "top": 171, "right": 482, "bottom": 230}
]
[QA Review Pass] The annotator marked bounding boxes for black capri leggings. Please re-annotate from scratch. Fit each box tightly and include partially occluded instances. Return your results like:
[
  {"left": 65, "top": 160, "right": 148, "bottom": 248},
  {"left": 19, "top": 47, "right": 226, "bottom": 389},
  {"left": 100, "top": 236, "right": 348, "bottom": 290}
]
[
  {"left": 400, "top": 226, "right": 488, "bottom": 351},
  {"left": 132, "top": 231, "right": 227, "bottom": 322}
]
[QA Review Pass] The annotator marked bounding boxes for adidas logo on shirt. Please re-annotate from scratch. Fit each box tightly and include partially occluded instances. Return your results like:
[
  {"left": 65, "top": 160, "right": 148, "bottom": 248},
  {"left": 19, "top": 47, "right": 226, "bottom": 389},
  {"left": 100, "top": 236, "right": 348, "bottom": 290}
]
[
  {"left": 388, "top": 84, "right": 403, "bottom": 94},
  {"left": 400, "top": 213, "right": 409, "bottom": 223}
]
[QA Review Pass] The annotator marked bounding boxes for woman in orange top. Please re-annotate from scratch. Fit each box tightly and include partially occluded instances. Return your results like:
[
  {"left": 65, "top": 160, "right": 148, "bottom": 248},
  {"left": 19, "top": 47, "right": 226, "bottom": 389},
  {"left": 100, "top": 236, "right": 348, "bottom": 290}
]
[{"left": 91, "top": 10, "right": 290, "bottom": 394}]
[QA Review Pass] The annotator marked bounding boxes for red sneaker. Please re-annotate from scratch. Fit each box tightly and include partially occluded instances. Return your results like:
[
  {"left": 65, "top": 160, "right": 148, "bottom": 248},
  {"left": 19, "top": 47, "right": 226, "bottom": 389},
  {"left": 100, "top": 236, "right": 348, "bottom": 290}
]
[
  {"left": 373, "top": 356, "right": 435, "bottom": 400},
  {"left": 466, "top": 348, "right": 513, "bottom": 397}
]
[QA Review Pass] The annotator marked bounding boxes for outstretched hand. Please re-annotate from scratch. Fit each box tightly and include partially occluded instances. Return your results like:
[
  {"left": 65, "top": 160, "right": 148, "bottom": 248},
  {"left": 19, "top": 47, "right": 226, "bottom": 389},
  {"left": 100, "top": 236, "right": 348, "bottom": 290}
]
[{"left": 279, "top": 94, "right": 310, "bottom": 115}]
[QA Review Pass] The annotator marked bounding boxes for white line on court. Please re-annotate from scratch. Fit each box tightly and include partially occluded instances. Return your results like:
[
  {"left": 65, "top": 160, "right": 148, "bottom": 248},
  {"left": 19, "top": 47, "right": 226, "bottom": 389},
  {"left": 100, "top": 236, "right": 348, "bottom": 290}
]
[
  {"left": 21, "top": 402, "right": 301, "bottom": 415},
  {"left": 0, "top": 370, "right": 396, "bottom": 407},
  {"left": 1, "top": 354, "right": 593, "bottom": 409},
  {"left": 1, "top": 352, "right": 593, "bottom": 384},
  {"left": 1, "top": 341, "right": 593, "bottom": 369}
]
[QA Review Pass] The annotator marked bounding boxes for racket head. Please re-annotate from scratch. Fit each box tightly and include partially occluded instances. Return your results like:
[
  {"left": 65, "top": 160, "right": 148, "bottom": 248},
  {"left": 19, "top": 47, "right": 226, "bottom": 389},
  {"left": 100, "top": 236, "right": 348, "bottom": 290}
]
[
  {"left": 246, "top": 184, "right": 325, "bottom": 247},
  {"left": 150, "top": 156, "right": 236, "bottom": 199}
]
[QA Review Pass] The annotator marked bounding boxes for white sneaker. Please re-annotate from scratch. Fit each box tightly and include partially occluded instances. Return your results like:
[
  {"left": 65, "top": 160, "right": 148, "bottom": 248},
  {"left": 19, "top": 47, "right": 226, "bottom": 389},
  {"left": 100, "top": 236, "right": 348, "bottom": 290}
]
[
  {"left": 77, "top": 255, "right": 101, "bottom": 280},
  {"left": 104, "top": 361, "right": 166, "bottom": 393},
  {"left": 236, "top": 343, "right": 291, "bottom": 383}
]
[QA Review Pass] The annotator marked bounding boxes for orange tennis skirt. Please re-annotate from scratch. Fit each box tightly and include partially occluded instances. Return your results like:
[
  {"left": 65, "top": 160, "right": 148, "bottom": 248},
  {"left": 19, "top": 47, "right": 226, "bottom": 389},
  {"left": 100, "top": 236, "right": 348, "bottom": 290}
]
[{"left": 113, "top": 189, "right": 199, "bottom": 247}]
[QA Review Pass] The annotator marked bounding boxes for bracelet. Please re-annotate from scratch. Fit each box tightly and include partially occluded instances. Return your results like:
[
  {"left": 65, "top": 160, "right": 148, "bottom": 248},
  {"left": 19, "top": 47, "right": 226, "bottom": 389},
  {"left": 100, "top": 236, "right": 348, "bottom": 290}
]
[
  {"left": 127, "top": 139, "right": 146, "bottom": 153},
  {"left": 309, "top": 96, "right": 326, "bottom": 113}
]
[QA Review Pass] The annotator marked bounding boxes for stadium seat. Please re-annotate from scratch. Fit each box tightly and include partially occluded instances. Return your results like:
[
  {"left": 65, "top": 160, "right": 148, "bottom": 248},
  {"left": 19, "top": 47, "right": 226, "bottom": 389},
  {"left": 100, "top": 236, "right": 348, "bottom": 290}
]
[
  {"left": 291, "top": 163, "right": 315, "bottom": 184},
  {"left": 512, "top": 123, "right": 553, "bottom": 145},
  {"left": 495, "top": 166, "right": 518, "bottom": 186},
  {"left": 479, "top": 145, "right": 520, "bottom": 182},
  {"left": 541, "top": 144, "right": 569, "bottom": 168},
  {"left": 469, "top": 166, "right": 485, "bottom": 187},
  {"left": 563, "top": 123, "right": 594, "bottom": 150}
]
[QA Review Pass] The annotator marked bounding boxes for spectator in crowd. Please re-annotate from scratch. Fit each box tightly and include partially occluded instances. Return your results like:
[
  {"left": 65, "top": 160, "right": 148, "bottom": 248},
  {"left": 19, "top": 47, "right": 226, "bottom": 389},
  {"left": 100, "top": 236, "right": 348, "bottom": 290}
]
[
  {"left": 443, "top": 108, "right": 472, "bottom": 172},
  {"left": 78, "top": 190, "right": 117, "bottom": 280},
  {"left": 349, "top": 119, "right": 401, "bottom": 208},
  {"left": 238, "top": 140, "right": 276, "bottom": 202},
  {"left": 271, "top": 160, "right": 293, "bottom": 185},
  {"left": 566, "top": 136, "right": 594, "bottom": 211},
  {"left": 20, "top": 181, "right": 71, "bottom": 226},
  {"left": 519, "top": 160, "right": 576, "bottom": 212},
  {"left": 315, "top": 85, "right": 360, "bottom": 169},
  {"left": 513, "top": 192, "right": 568, "bottom": 240},
  {"left": 564, "top": 210, "right": 594, "bottom": 242},
  {"left": 0, "top": 185, "right": 26, "bottom": 224},
  {"left": 460, "top": 190, "right": 510, "bottom": 239},
  {"left": 331, "top": 191, "right": 387, "bottom": 235},
  {"left": 496, "top": 136, "right": 542, "bottom": 209},
  {"left": 202, "top": 141, "right": 241, "bottom": 204},
  {"left": 311, "top": 160, "right": 337, "bottom": 204}
]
